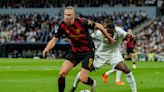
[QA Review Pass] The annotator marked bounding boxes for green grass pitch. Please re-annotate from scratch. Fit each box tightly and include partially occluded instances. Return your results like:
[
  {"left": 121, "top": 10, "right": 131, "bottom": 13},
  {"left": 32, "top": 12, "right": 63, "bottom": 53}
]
[{"left": 0, "top": 58, "right": 164, "bottom": 92}]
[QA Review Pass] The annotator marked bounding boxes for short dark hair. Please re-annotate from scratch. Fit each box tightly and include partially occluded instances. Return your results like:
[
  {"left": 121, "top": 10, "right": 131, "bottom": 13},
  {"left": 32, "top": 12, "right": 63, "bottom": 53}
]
[
  {"left": 103, "top": 19, "right": 112, "bottom": 24},
  {"left": 106, "top": 23, "right": 115, "bottom": 30},
  {"left": 103, "top": 17, "right": 113, "bottom": 23}
]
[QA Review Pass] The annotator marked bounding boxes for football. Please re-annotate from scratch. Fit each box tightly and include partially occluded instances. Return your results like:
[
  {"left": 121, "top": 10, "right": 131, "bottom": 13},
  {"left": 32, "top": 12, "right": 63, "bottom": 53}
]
[{"left": 80, "top": 90, "right": 90, "bottom": 92}]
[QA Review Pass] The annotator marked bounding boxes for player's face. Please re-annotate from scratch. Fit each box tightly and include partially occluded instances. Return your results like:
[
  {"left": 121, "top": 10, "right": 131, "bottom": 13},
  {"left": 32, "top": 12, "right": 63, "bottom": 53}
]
[
  {"left": 106, "top": 28, "right": 115, "bottom": 35},
  {"left": 64, "top": 9, "right": 75, "bottom": 25}
]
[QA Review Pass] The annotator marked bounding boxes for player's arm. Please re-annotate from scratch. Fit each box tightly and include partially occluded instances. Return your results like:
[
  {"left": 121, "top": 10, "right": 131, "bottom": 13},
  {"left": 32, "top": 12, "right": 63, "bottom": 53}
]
[
  {"left": 95, "top": 23, "right": 114, "bottom": 44},
  {"left": 42, "top": 22, "right": 64, "bottom": 57},
  {"left": 83, "top": 19, "right": 113, "bottom": 44},
  {"left": 42, "top": 37, "right": 57, "bottom": 57}
]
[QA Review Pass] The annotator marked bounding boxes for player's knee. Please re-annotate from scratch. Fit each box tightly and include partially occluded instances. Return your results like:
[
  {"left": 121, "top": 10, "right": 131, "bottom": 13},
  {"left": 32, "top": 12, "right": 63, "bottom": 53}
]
[
  {"left": 59, "top": 71, "right": 68, "bottom": 78},
  {"left": 123, "top": 68, "right": 131, "bottom": 74},
  {"left": 79, "top": 76, "right": 88, "bottom": 83},
  {"left": 117, "top": 66, "right": 131, "bottom": 74}
]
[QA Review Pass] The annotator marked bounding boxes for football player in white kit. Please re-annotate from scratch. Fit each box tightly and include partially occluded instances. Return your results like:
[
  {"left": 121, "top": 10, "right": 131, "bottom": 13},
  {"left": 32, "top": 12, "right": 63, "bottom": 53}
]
[
  {"left": 70, "top": 21, "right": 137, "bottom": 92},
  {"left": 93, "top": 20, "right": 125, "bottom": 85}
]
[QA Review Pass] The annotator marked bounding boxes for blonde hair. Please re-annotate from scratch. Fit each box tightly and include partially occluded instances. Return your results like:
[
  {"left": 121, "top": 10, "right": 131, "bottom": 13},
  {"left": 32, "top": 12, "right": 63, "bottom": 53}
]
[{"left": 64, "top": 6, "right": 75, "bottom": 13}]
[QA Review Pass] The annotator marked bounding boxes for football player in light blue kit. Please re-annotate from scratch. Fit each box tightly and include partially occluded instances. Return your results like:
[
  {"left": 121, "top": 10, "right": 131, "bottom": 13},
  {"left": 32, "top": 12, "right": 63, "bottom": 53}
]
[{"left": 70, "top": 21, "right": 137, "bottom": 92}]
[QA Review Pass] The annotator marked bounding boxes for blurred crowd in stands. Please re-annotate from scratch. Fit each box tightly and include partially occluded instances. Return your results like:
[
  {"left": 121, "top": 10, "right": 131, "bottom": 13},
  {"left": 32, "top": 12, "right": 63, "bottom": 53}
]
[
  {"left": 0, "top": 8, "right": 163, "bottom": 61},
  {"left": 135, "top": 17, "right": 164, "bottom": 61},
  {"left": 0, "top": 0, "right": 160, "bottom": 8},
  {"left": 8, "top": 49, "right": 66, "bottom": 59},
  {"left": 0, "top": 13, "right": 56, "bottom": 43},
  {"left": 0, "top": 11, "right": 147, "bottom": 43}
]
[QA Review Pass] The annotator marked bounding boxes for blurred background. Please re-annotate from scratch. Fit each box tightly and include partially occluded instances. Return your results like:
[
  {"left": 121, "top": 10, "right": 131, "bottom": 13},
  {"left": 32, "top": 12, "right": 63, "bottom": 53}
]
[{"left": 0, "top": 0, "right": 163, "bottom": 62}]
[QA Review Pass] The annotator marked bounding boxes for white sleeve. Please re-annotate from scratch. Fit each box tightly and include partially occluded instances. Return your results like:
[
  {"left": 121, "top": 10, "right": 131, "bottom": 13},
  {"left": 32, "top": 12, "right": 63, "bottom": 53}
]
[
  {"left": 91, "top": 30, "right": 103, "bottom": 41},
  {"left": 115, "top": 26, "right": 127, "bottom": 39},
  {"left": 91, "top": 30, "right": 104, "bottom": 49}
]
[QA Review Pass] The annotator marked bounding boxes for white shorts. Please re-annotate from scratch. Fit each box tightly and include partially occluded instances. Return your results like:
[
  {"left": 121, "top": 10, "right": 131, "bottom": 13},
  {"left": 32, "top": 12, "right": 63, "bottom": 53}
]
[{"left": 93, "top": 49, "right": 124, "bottom": 69}]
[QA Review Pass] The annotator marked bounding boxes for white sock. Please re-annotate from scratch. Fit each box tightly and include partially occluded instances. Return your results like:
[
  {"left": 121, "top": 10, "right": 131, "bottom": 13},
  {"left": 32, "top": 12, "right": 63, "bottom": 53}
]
[
  {"left": 73, "top": 72, "right": 81, "bottom": 88},
  {"left": 126, "top": 72, "right": 137, "bottom": 92},
  {"left": 115, "top": 70, "right": 122, "bottom": 82},
  {"left": 105, "top": 69, "right": 116, "bottom": 75}
]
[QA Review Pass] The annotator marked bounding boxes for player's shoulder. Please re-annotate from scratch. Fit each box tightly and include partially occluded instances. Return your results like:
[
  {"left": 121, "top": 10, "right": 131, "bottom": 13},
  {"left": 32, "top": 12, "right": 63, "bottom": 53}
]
[
  {"left": 115, "top": 26, "right": 124, "bottom": 31},
  {"left": 76, "top": 17, "right": 85, "bottom": 22},
  {"left": 115, "top": 26, "right": 126, "bottom": 33}
]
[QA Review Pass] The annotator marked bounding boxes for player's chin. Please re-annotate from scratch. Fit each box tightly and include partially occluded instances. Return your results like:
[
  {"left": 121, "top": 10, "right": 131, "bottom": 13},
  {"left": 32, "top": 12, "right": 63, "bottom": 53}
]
[{"left": 65, "top": 21, "right": 71, "bottom": 25}]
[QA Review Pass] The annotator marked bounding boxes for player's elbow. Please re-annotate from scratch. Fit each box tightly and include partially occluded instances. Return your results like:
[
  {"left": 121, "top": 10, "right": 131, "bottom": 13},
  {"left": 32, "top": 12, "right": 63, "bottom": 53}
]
[{"left": 51, "top": 37, "right": 57, "bottom": 42}]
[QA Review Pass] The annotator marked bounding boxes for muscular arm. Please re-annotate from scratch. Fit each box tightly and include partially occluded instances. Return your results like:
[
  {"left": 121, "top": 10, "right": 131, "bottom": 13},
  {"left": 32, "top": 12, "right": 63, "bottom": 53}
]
[
  {"left": 95, "top": 23, "right": 114, "bottom": 44},
  {"left": 42, "top": 37, "right": 57, "bottom": 57}
]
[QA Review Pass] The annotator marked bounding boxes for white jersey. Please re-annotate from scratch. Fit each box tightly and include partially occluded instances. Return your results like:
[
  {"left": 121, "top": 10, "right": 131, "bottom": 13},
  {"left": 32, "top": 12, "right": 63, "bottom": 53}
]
[{"left": 92, "top": 26, "right": 127, "bottom": 69}]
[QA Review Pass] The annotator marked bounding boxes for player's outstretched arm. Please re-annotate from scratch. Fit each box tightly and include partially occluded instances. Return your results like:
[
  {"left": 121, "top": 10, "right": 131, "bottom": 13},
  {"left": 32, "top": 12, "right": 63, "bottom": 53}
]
[
  {"left": 95, "top": 23, "right": 114, "bottom": 44},
  {"left": 42, "top": 37, "right": 57, "bottom": 57}
]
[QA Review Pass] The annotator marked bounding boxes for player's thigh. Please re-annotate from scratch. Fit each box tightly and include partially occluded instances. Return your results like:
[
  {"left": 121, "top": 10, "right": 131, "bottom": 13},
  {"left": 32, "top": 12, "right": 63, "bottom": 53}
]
[
  {"left": 65, "top": 51, "right": 81, "bottom": 66},
  {"left": 106, "top": 53, "right": 123, "bottom": 69},
  {"left": 93, "top": 54, "right": 106, "bottom": 69},
  {"left": 81, "top": 51, "right": 95, "bottom": 71},
  {"left": 59, "top": 60, "right": 74, "bottom": 76},
  {"left": 106, "top": 59, "right": 121, "bottom": 69}
]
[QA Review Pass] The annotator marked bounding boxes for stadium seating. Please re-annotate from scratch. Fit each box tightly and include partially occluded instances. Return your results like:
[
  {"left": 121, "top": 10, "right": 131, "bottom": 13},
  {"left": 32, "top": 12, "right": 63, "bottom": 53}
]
[{"left": 0, "top": 0, "right": 163, "bottom": 59}]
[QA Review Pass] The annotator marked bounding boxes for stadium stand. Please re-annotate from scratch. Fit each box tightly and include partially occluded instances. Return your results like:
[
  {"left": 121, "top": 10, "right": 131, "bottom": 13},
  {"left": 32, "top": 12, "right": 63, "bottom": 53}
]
[
  {"left": 135, "top": 17, "right": 164, "bottom": 61},
  {"left": 0, "top": 0, "right": 163, "bottom": 61},
  {"left": 0, "top": 0, "right": 157, "bottom": 8},
  {"left": 0, "top": 11, "right": 147, "bottom": 43}
]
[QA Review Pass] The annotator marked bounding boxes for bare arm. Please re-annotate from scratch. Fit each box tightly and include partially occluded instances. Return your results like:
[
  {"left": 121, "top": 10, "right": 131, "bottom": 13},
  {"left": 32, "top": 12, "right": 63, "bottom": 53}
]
[
  {"left": 95, "top": 23, "right": 114, "bottom": 44},
  {"left": 42, "top": 37, "right": 57, "bottom": 57}
]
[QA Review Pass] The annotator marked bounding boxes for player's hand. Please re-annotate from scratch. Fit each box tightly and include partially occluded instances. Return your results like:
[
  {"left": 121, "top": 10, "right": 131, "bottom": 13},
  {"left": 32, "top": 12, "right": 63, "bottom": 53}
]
[
  {"left": 108, "top": 33, "right": 114, "bottom": 44},
  {"left": 42, "top": 48, "right": 49, "bottom": 57},
  {"left": 108, "top": 38, "right": 114, "bottom": 44}
]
